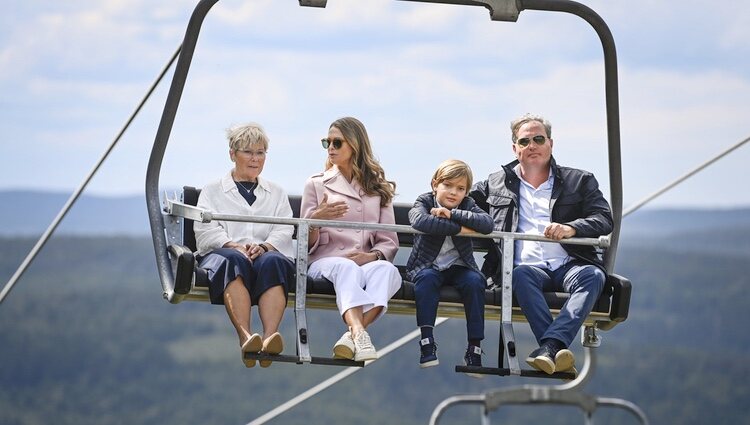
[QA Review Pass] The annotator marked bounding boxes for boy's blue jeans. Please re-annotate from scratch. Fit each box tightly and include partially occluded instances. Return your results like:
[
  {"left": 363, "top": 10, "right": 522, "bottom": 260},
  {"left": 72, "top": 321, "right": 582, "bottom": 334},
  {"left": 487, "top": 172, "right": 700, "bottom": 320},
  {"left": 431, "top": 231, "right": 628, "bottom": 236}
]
[
  {"left": 512, "top": 261, "right": 605, "bottom": 348},
  {"left": 414, "top": 265, "right": 486, "bottom": 341}
]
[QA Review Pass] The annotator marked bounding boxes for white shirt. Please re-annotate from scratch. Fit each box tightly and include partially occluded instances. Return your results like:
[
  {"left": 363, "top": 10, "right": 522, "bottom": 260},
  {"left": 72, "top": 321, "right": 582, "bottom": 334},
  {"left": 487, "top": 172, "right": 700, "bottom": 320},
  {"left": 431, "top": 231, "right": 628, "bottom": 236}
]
[
  {"left": 432, "top": 200, "right": 468, "bottom": 271},
  {"left": 513, "top": 165, "right": 570, "bottom": 271},
  {"left": 194, "top": 171, "right": 295, "bottom": 259}
]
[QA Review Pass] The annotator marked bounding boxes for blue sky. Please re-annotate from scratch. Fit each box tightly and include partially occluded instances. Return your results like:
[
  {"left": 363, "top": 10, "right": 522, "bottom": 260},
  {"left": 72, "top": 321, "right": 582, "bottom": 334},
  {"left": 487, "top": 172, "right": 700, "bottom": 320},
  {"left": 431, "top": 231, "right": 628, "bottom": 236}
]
[{"left": 2, "top": 0, "right": 749, "bottom": 209}]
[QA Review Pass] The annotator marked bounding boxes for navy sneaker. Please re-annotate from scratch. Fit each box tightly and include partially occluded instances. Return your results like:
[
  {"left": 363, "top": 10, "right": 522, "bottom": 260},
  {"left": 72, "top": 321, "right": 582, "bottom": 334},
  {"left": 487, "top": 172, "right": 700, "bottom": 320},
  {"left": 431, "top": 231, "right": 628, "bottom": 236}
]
[
  {"left": 419, "top": 337, "right": 439, "bottom": 368},
  {"left": 463, "top": 345, "right": 484, "bottom": 379}
]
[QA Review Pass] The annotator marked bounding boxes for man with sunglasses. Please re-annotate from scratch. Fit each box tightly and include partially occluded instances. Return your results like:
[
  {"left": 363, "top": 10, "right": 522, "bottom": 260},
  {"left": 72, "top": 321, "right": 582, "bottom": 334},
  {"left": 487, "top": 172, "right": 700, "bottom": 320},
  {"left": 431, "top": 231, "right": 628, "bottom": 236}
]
[{"left": 470, "top": 113, "right": 613, "bottom": 376}]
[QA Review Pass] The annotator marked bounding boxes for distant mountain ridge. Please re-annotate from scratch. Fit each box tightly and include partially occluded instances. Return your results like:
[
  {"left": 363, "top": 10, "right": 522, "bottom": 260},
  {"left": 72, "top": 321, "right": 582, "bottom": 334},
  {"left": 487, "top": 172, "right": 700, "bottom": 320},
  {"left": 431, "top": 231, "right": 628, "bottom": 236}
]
[
  {"left": 0, "top": 190, "right": 149, "bottom": 236},
  {"left": 2, "top": 189, "right": 749, "bottom": 236}
]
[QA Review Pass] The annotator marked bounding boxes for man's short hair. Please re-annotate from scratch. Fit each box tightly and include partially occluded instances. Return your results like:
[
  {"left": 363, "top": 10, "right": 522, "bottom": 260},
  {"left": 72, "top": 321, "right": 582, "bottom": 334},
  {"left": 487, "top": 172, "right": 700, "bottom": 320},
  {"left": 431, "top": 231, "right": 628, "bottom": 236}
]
[{"left": 510, "top": 113, "right": 552, "bottom": 143}]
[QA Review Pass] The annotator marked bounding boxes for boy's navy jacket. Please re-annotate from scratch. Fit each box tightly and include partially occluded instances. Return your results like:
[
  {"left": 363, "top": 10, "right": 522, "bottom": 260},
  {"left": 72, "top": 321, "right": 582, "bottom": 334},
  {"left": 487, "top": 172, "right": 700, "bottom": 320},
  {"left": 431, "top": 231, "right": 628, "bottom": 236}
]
[{"left": 405, "top": 192, "right": 494, "bottom": 281}]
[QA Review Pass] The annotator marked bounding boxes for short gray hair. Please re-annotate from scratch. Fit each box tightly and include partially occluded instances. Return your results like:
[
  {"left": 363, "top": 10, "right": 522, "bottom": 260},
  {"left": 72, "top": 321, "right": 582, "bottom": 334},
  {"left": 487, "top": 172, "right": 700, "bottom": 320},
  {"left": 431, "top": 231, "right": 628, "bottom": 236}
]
[
  {"left": 226, "top": 122, "right": 269, "bottom": 151},
  {"left": 510, "top": 113, "right": 552, "bottom": 143}
]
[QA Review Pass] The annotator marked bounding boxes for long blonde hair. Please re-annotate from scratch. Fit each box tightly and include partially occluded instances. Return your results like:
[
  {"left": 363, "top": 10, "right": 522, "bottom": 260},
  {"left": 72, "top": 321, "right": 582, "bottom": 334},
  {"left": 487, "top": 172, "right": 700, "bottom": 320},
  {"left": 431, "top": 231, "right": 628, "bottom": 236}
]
[{"left": 326, "top": 117, "right": 396, "bottom": 206}]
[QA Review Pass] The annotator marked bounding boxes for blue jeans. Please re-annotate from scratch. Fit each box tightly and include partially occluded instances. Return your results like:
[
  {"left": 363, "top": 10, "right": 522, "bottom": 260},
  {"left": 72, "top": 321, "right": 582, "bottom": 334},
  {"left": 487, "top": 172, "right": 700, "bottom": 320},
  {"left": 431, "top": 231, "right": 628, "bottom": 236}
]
[
  {"left": 414, "top": 266, "right": 486, "bottom": 341},
  {"left": 512, "top": 261, "right": 605, "bottom": 347}
]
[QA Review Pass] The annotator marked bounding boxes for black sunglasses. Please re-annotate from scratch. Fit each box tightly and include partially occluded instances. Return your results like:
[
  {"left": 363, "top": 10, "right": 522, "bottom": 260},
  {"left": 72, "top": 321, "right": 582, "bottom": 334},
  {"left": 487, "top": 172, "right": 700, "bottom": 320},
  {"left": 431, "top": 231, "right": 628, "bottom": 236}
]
[
  {"left": 516, "top": 135, "right": 547, "bottom": 147},
  {"left": 321, "top": 138, "right": 345, "bottom": 150}
]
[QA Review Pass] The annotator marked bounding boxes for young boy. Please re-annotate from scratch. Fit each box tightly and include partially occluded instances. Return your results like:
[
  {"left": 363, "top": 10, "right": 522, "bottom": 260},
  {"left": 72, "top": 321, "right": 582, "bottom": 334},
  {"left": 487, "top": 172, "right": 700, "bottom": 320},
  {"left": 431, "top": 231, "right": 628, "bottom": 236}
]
[{"left": 406, "top": 159, "right": 494, "bottom": 376}]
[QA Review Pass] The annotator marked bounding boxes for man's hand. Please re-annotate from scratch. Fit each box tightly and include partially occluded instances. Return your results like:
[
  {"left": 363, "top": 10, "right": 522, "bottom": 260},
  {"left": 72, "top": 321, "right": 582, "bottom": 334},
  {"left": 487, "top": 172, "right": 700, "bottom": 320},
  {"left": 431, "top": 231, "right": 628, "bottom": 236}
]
[{"left": 544, "top": 223, "right": 576, "bottom": 240}]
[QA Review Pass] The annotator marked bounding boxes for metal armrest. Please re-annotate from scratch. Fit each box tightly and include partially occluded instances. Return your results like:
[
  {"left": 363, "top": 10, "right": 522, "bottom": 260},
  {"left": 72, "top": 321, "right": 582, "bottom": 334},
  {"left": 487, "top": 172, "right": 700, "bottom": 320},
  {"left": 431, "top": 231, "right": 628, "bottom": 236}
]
[
  {"left": 598, "top": 273, "right": 631, "bottom": 330},
  {"left": 168, "top": 244, "right": 195, "bottom": 295}
]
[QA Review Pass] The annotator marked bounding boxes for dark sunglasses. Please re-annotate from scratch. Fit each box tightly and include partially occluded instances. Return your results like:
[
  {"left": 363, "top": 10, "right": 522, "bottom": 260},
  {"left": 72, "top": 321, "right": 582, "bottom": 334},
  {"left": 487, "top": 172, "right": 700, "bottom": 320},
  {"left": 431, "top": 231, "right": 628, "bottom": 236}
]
[
  {"left": 321, "top": 137, "right": 345, "bottom": 150},
  {"left": 516, "top": 135, "right": 547, "bottom": 147}
]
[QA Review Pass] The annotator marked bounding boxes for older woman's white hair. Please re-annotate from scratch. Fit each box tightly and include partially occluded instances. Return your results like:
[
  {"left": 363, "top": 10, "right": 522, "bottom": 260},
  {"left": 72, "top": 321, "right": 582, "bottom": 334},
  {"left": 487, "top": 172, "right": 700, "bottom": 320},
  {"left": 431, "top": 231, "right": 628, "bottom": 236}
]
[{"left": 227, "top": 122, "right": 269, "bottom": 151}]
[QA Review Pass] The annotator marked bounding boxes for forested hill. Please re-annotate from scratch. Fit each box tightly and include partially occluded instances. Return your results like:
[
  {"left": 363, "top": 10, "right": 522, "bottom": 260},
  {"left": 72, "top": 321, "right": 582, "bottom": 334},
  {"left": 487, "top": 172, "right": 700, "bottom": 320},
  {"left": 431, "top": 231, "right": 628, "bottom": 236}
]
[
  {"left": 1, "top": 206, "right": 749, "bottom": 424},
  {"left": 2, "top": 189, "right": 749, "bottom": 237}
]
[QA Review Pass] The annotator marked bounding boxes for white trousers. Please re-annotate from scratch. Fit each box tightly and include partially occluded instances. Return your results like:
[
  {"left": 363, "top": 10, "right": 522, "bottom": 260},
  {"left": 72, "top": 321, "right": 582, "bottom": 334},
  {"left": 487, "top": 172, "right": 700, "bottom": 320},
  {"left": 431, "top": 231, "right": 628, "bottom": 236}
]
[{"left": 308, "top": 257, "right": 402, "bottom": 321}]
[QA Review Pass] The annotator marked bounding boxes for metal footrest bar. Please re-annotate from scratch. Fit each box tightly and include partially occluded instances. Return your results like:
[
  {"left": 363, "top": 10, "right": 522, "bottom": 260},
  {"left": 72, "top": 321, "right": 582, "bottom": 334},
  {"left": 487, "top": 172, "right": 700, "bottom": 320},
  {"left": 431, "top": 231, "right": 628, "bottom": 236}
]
[
  {"left": 244, "top": 353, "right": 364, "bottom": 367},
  {"left": 455, "top": 366, "right": 576, "bottom": 380}
]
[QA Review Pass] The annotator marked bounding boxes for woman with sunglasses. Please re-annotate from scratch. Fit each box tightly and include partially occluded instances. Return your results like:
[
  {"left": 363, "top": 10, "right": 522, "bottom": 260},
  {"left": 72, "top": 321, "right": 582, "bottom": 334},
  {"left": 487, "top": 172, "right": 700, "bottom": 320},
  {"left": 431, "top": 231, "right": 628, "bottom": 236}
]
[
  {"left": 300, "top": 116, "right": 401, "bottom": 361},
  {"left": 194, "top": 122, "right": 295, "bottom": 368}
]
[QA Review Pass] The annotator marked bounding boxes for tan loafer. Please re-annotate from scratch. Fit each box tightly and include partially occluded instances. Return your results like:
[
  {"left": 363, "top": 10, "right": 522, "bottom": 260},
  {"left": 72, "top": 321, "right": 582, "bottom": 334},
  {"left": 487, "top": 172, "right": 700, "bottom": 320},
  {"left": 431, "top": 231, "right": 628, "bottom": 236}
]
[
  {"left": 241, "top": 333, "right": 262, "bottom": 368},
  {"left": 260, "top": 332, "right": 284, "bottom": 368}
]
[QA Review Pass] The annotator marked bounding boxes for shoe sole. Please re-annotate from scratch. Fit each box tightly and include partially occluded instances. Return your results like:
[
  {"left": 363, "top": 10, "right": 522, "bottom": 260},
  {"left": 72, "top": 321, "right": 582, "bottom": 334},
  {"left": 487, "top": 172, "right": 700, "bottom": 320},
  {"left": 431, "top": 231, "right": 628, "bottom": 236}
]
[
  {"left": 354, "top": 351, "right": 378, "bottom": 362},
  {"left": 242, "top": 333, "right": 263, "bottom": 368},
  {"left": 532, "top": 356, "right": 556, "bottom": 375},
  {"left": 333, "top": 344, "right": 355, "bottom": 360},
  {"left": 260, "top": 333, "right": 284, "bottom": 368},
  {"left": 419, "top": 359, "right": 439, "bottom": 368},
  {"left": 554, "top": 349, "right": 575, "bottom": 372}
]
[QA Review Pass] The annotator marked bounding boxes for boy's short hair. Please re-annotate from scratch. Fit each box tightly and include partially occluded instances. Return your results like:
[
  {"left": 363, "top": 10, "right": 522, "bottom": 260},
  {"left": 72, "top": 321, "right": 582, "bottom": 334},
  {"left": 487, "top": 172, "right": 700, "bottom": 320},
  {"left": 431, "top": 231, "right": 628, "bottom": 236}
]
[{"left": 431, "top": 159, "right": 473, "bottom": 189}]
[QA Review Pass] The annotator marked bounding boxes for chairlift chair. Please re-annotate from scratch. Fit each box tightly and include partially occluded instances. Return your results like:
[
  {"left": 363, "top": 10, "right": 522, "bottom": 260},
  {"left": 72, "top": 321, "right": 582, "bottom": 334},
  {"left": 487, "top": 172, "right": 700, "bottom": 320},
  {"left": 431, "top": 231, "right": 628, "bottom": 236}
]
[{"left": 146, "top": 0, "right": 632, "bottom": 384}]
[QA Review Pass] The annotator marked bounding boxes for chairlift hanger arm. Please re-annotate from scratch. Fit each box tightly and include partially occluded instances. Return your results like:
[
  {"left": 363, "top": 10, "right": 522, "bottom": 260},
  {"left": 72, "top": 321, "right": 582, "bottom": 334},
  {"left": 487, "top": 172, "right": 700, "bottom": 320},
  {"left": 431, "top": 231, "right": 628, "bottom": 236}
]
[
  {"left": 146, "top": 0, "right": 622, "bottom": 300},
  {"left": 395, "top": 0, "right": 520, "bottom": 21}
]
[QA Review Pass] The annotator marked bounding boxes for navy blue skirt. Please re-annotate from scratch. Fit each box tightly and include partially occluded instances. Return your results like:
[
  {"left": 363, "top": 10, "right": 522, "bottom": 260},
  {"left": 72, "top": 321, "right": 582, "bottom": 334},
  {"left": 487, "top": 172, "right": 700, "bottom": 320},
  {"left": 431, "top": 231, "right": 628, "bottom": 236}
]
[{"left": 198, "top": 248, "right": 294, "bottom": 305}]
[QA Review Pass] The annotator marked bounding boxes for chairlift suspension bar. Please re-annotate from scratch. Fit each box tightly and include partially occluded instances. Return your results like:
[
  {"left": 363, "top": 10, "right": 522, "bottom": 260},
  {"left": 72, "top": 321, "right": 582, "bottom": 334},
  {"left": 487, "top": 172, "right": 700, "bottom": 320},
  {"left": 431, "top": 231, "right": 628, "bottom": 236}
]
[
  {"left": 0, "top": 44, "right": 182, "bottom": 305},
  {"left": 146, "top": 0, "right": 220, "bottom": 303},
  {"left": 501, "top": 236, "right": 520, "bottom": 375}
]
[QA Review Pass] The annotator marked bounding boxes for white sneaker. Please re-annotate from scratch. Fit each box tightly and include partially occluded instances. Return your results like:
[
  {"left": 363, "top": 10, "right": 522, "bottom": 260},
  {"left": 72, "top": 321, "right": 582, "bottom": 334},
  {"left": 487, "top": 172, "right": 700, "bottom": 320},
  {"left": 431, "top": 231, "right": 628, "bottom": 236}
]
[
  {"left": 353, "top": 330, "right": 378, "bottom": 362},
  {"left": 332, "top": 331, "right": 355, "bottom": 360}
]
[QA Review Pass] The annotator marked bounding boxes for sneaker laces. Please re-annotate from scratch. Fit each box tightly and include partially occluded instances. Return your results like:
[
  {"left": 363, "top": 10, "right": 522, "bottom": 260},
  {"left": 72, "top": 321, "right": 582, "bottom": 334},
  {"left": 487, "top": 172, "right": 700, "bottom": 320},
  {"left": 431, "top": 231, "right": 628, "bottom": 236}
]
[{"left": 354, "top": 331, "right": 374, "bottom": 351}]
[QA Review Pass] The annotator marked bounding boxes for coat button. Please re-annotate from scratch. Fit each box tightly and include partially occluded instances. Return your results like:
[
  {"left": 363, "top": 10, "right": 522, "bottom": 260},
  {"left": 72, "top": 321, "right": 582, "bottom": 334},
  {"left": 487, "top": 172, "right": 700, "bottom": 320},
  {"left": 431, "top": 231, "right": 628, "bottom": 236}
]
[
  {"left": 337, "top": 228, "right": 343, "bottom": 232},
  {"left": 339, "top": 245, "right": 344, "bottom": 250},
  {"left": 356, "top": 206, "right": 362, "bottom": 212},
  {"left": 355, "top": 229, "right": 361, "bottom": 233},
  {"left": 355, "top": 244, "right": 361, "bottom": 249}
]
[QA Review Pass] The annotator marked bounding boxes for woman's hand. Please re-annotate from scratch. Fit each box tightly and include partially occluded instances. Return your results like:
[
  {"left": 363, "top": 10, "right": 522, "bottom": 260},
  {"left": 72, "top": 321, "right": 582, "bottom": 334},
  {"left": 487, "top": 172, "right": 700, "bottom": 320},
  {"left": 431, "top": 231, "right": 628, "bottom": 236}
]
[
  {"left": 311, "top": 193, "right": 348, "bottom": 220},
  {"left": 223, "top": 241, "right": 264, "bottom": 261},
  {"left": 345, "top": 251, "right": 377, "bottom": 266},
  {"left": 244, "top": 243, "right": 266, "bottom": 261}
]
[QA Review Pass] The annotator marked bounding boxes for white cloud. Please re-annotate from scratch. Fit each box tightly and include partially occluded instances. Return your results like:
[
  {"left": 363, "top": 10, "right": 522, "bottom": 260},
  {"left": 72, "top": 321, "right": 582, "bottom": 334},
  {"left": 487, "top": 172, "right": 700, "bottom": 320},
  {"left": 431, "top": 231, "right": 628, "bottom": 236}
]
[{"left": 2, "top": 0, "right": 750, "bottom": 208}]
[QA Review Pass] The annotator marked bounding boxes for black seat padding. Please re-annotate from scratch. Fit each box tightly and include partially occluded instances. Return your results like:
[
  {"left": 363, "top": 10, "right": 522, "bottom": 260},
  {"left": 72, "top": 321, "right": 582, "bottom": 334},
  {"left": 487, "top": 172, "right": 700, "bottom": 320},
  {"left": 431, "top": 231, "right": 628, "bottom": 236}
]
[{"left": 174, "top": 186, "right": 629, "bottom": 324}]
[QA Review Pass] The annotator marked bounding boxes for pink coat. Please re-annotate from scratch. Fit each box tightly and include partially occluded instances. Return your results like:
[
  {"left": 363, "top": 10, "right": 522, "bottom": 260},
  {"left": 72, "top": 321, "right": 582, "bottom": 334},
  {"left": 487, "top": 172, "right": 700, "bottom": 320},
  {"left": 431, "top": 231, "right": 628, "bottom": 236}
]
[{"left": 301, "top": 166, "right": 399, "bottom": 264}]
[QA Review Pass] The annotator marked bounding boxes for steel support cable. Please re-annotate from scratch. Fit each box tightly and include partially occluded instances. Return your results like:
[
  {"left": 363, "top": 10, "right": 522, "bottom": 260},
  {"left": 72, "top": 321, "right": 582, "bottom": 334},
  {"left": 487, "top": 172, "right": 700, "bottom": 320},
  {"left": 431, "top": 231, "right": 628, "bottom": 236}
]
[
  {"left": 0, "top": 45, "right": 182, "bottom": 305},
  {"left": 623, "top": 135, "right": 750, "bottom": 217},
  {"left": 246, "top": 317, "right": 450, "bottom": 425}
]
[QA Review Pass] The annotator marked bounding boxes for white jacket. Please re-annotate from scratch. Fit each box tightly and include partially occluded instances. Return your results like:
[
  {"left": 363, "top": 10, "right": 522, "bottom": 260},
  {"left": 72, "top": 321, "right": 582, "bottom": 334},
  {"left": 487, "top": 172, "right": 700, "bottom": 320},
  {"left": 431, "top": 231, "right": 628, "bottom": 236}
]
[{"left": 194, "top": 171, "right": 294, "bottom": 259}]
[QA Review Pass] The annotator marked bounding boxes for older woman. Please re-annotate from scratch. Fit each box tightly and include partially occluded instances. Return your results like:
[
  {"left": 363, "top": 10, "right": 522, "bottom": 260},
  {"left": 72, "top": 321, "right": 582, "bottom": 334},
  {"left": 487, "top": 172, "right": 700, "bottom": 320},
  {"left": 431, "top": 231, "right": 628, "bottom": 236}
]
[
  {"left": 301, "top": 116, "right": 401, "bottom": 362},
  {"left": 194, "top": 123, "right": 295, "bottom": 368}
]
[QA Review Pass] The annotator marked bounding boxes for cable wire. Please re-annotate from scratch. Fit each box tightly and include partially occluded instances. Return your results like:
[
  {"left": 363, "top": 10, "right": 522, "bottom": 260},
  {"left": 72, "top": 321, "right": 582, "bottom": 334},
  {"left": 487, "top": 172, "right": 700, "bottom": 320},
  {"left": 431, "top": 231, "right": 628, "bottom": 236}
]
[
  {"left": 0, "top": 45, "right": 182, "bottom": 305},
  {"left": 623, "top": 135, "right": 750, "bottom": 217}
]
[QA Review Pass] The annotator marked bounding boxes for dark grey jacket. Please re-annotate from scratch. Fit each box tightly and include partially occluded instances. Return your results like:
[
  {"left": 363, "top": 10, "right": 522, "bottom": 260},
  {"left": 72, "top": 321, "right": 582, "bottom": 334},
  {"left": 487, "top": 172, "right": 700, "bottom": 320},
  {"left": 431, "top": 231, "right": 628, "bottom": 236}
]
[
  {"left": 405, "top": 192, "right": 494, "bottom": 281},
  {"left": 469, "top": 157, "right": 613, "bottom": 283}
]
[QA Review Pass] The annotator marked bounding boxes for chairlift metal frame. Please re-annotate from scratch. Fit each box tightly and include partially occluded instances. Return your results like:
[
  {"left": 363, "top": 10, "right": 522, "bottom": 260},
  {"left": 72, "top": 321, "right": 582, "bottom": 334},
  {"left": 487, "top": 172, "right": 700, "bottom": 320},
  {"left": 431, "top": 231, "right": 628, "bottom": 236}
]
[{"left": 145, "top": 0, "right": 645, "bottom": 422}]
